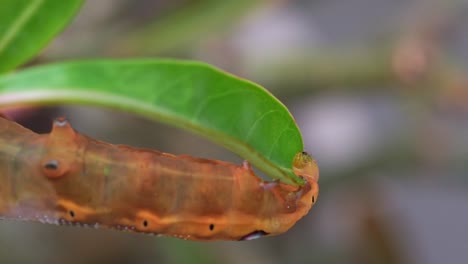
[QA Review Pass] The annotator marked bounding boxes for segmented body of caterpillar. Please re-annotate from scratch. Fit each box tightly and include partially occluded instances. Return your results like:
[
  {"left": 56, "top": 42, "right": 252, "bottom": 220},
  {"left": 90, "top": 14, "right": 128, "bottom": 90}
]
[{"left": 0, "top": 116, "right": 319, "bottom": 241}]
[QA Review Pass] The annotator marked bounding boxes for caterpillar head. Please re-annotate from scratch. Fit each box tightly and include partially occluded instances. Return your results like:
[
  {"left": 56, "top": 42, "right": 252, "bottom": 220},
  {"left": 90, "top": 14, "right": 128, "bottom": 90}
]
[
  {"left": 293, "top": 151, "right": 319, "bottom": 183},
  {"left": 292, "top": 151, "right": 319, "bottom": 210}
]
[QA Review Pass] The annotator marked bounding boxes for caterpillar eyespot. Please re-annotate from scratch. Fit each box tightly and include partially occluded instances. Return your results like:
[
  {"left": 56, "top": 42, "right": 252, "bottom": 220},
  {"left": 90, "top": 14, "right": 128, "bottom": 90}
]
[
  {"left": 43, "top": 160, "right": 59, "bottom": 170},
  {"left": 41, "top": 159, "right": 69, "bottom": 179},
  {"left": 0, "top": 116, "right": 319, "bottom": 241}
]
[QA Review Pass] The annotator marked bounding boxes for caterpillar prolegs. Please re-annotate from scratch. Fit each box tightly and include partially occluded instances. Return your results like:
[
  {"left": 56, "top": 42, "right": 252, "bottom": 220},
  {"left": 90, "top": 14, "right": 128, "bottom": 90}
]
[{"left": 0, "top": 116, "right": 319, "bottom": 241}]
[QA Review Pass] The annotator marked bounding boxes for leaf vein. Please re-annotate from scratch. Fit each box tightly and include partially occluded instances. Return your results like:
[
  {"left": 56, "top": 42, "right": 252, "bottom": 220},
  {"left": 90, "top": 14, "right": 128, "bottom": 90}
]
[
  {"left": 245, "top": 109, "right": 280, "bottom": 141},
  {"left": 0, "top": 0, "right": 44, "bottom": 52}
]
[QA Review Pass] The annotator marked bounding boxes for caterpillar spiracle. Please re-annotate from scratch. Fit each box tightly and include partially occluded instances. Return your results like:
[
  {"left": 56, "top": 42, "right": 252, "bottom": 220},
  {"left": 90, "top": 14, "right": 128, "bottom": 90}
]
[{"left": 0, "top": 116, "right": 319, "bottom": 241}]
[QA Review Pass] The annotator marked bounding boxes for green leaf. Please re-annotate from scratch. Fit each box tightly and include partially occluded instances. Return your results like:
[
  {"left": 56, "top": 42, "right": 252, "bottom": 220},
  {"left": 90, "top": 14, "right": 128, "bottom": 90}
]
[
  {"left": 0, "top": 0, "right": 83, "bottom": 73},
  {"left": 0, "top": 59, "right": 305, "bottom": 185}
]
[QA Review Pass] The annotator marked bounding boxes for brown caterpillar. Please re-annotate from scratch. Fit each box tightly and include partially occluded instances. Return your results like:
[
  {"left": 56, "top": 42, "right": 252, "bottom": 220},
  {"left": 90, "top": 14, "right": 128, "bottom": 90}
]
[{"left": 0, "top": 116, "right": 319, "bottom": 241}]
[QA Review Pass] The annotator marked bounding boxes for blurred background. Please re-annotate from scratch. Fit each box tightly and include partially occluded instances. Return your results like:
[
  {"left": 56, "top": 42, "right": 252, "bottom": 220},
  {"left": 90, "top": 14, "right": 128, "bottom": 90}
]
[{"left": 2, "top": 0, "right": 468, "bottom": 263}]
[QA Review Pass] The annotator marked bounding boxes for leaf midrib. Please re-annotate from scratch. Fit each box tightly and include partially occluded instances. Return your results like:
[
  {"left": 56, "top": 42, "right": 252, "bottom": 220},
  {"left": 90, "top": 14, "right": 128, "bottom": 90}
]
[{"left": 0, "top": 0, "right": 44, "bottom": 52}]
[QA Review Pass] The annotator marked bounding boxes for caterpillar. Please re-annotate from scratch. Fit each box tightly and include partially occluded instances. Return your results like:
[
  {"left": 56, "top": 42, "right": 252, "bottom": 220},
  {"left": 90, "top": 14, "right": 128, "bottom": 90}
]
[{"left": 0, "top": 116, "right": 319, "bottom": 241}]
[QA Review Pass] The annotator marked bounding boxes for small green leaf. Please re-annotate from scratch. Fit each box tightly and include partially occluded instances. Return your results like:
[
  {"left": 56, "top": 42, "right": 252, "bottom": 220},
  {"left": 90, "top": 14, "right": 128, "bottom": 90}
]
[
  {"left": 0, "top": 0, "right": 83, "bottom": 73},
  {"left": 0, "top": 59, "right": 305, "bottom": 185}
]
